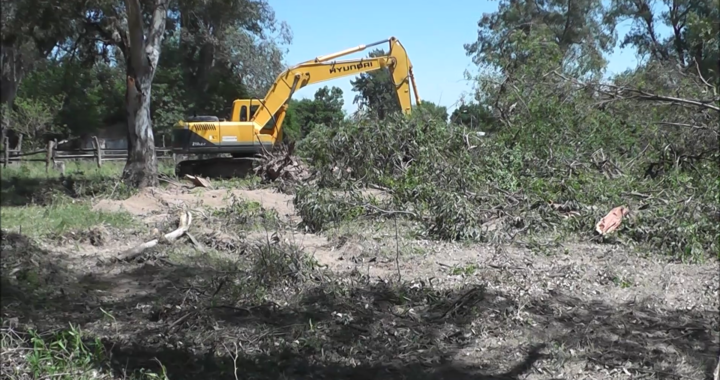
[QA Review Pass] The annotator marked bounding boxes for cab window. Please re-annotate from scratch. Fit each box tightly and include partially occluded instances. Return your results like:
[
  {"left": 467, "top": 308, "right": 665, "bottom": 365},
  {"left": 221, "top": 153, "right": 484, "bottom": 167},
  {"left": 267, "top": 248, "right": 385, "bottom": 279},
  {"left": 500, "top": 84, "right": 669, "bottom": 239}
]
[{"left": 240, "top": 106, "right": 248, "bottom": 121}]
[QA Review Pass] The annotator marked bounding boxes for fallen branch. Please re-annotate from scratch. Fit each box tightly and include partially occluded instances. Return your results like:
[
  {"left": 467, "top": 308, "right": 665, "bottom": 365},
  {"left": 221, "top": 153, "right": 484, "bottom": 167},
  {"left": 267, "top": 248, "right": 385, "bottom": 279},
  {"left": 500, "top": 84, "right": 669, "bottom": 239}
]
[
  {"left": 184, "top": 174, "right": 212, "bottom": 188},
  {"left": 655, "top": 121, "right": 715, "bottom": 133},
  {"left": 116, "top": 210, "right": 192, "bottom": 262}
]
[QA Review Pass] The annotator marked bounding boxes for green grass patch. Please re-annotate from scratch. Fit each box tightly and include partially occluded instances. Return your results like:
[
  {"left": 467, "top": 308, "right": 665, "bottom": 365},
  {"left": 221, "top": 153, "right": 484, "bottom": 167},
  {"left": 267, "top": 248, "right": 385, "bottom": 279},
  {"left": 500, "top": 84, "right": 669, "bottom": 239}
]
[
  {"left": 1, "top": 201, "right": 137, "bottom": 238},
  {"left": 1, "top": 160, "right": 176, "bottom": 179},
  {"left": 1, "top": 161, "right": 177, "bottom": 205}
]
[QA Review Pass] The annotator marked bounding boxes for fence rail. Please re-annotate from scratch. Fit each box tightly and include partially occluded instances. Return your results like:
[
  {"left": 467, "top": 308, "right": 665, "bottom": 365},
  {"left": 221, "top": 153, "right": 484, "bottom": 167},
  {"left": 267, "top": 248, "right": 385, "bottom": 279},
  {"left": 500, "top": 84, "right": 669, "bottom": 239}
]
[{"left": 0, "top": 136, "right": 176, "bottom": 172}]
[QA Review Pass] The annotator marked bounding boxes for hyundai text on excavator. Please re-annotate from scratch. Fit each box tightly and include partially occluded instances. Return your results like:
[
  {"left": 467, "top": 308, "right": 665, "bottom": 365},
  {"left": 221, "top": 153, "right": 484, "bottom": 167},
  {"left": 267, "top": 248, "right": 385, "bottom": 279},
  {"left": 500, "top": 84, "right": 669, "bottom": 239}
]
[{"left": 171, "top": 36, "right": 421, "bottom": 178}]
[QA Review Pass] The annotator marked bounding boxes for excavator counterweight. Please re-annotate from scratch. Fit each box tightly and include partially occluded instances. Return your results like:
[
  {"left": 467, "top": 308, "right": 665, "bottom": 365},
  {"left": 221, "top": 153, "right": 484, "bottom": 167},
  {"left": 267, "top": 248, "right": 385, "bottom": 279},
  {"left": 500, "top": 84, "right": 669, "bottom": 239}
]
[{"left": 171, "top": 36, "right": 421, "bottom": 178}]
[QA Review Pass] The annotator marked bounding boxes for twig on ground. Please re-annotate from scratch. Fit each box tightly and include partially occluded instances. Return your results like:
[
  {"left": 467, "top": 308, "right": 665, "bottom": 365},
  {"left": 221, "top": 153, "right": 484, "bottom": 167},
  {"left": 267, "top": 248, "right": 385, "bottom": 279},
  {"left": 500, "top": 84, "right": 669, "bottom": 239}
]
[{"left": 222, "top": 342, "right": 240, "bottom": 380}]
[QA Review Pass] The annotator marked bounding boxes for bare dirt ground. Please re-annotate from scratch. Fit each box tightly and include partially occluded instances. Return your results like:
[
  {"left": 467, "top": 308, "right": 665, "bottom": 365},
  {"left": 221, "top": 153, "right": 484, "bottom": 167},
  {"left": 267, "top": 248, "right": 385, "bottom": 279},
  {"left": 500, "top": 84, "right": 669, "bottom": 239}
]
[{"left": 3, "top": 185, "right": 719, "bottom": 379}]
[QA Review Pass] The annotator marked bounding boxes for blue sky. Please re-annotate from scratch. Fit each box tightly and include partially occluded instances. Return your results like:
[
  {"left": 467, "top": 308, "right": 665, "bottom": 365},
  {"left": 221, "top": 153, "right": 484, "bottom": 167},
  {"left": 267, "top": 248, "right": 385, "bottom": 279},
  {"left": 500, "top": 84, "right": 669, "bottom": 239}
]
[{"left": 269, "top": 0, "right": 666, "bottom": 115}]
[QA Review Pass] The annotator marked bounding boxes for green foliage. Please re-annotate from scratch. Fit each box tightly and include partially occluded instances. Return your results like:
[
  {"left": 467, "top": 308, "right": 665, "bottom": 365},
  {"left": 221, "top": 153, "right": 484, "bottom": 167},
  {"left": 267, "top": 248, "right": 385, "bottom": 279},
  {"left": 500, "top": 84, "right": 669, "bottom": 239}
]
[
  {"left": 415, "top": 101, "right": 448, "bottom": 123},
  {"left": 449, "top": 102, "right": 498, "bottom": 132},
  {"left": 6, "top": 0, "right": 290, "bottom": 149},
  {"left": 15, "top": 60, "right": 124, "bottom": 139},
  {"left": 350, "top": 49, "right": 402, "bottom": 120},
  {"left": 284, "top": 86, "right": 345, "bottom": 141},
  {"left": 293, "top": 185, "right": 365, "bottom": 233},
  {"left": 167, "top": 0, "right": 291, "bottom": 100},
  {"left": 5, "top": 95, "right": 65, "bottom": 146},
  {"left": 608, "top": 0, "right": 719, "bottom": 80},
  {"left": 212, "top": 197, "right": 279, "bottom": 229},
  {"left": 464, "top": 0, "right": 615, "bottom": 77}
]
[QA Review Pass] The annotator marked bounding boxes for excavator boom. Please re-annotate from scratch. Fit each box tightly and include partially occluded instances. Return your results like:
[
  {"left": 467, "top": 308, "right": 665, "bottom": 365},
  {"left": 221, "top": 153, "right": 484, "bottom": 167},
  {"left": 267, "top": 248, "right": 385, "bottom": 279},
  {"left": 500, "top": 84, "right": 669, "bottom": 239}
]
[
  {"left": 172, "top": 36, "right": 421, "bottom": 178},
  {"left": 251, "top": 37, "right": 420, "bottom": 128}
]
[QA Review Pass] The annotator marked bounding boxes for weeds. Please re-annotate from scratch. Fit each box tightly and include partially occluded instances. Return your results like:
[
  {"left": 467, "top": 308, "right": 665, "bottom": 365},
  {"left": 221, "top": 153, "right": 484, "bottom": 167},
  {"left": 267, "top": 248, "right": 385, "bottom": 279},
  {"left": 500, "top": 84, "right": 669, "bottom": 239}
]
[
  {"left": 212, "top": 196, "right": 281, "bottom": 229},
  {"left": 0, "top": 324, "right": 166, "bottom": 380}
]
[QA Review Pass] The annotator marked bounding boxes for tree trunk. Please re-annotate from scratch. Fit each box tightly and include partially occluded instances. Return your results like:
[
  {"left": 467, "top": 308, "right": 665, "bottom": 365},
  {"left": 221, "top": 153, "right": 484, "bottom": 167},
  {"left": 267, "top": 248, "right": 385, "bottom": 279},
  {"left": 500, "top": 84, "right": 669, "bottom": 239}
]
[
  {"left": 122, "top": 74, "right": 158, "bottom": 188},
  {"left": 119, "top": 0, "right": 168, "bottom": 189},
  {"left": 0, "top": 42, "right": 25, "bottom": 107}
]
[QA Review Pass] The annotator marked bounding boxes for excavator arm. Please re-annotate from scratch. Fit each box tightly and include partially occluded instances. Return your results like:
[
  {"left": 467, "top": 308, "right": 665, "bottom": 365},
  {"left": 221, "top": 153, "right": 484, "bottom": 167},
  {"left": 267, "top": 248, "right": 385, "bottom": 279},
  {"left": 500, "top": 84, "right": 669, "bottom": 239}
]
[{"left": 245, "top": 36, "right": 421, "bottom": 140}]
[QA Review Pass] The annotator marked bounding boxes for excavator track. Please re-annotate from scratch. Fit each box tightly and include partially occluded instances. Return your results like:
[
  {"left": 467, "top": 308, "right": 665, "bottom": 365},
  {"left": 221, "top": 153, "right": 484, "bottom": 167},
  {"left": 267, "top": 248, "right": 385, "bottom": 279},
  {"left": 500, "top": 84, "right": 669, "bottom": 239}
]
[{"left": 175, "top": 156, "right": 259, "bottom": 179}]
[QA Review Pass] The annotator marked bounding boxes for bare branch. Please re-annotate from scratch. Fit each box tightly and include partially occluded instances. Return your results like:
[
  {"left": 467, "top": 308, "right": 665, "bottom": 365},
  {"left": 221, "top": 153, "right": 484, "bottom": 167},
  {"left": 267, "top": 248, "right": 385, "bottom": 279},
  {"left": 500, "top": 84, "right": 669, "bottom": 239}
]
[
  {"left": 551, "top": 70, "right": 720, "bottom": 112},
  {"left": 85, "top": 19, "right": 127, "bottom": 57}
]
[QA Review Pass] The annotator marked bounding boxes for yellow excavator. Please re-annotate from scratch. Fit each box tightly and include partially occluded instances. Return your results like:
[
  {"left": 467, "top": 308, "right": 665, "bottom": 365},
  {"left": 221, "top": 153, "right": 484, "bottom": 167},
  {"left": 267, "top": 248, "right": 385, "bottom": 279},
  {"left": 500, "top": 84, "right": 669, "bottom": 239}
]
[{"left": 171, "top": 36, "right": 421, "bottom": 178}]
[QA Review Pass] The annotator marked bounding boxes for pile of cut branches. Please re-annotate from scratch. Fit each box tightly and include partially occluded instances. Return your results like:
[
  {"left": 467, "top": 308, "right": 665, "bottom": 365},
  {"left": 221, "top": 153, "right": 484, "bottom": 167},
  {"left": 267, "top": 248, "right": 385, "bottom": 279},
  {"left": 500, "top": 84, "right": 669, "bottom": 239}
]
[{"left": 294, "top": 61, "right": 719, "bottom": 261}]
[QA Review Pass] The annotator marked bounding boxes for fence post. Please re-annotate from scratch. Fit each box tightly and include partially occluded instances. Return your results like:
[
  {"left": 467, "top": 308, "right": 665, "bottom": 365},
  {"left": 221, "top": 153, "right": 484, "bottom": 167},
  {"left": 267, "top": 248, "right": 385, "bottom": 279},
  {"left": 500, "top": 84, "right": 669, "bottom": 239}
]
[
  {"left": 53, "top": 139, "right": 58, "bottom": 167},
  {"left": 92, "top": 136, "right": 102, "bottom": 168},
  {"left": 45, "top": 140, "right": 54, "bottom": 173},
  {"left": 3, "top": 137, "right": 8, "bottom": 168},
  {"left": 16, "top": 133, "right": 23, "bottom": 154}
]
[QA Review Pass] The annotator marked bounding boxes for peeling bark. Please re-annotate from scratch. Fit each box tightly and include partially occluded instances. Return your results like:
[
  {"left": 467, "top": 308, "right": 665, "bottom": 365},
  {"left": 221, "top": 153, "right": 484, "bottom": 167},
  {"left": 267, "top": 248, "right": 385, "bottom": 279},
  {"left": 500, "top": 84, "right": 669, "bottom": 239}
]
[{"left": 123, "top": 74, "right": 158, "bottom": 188}]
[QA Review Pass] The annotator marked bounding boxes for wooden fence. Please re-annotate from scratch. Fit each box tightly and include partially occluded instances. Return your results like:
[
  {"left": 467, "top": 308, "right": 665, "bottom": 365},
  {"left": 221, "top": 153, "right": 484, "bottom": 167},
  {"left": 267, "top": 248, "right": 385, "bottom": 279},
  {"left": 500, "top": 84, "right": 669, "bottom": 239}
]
[{"left": 0, "top": 136, "right": 176, "bottom": 172}]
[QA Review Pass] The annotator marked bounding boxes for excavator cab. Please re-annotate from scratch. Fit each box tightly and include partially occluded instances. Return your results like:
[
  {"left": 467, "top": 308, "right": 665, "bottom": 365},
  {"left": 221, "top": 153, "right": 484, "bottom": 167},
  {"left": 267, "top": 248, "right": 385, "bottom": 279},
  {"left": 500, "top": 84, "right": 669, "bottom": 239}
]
[{"left": 233, "top": 99, "right": 261, "bottom": 122}]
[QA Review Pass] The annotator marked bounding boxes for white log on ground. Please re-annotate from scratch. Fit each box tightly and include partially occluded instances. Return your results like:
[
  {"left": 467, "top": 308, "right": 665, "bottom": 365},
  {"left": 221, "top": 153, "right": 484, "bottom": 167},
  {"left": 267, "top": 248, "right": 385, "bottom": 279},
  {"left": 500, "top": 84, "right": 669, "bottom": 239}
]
[{"left": 117, "top": 210, "right": 192, "bottom": 261}]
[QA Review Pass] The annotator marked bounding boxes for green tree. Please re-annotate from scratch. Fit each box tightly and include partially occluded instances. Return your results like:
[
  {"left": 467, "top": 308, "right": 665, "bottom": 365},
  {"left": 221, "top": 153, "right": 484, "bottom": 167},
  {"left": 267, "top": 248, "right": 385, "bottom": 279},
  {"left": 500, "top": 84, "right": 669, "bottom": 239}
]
[
  {"left": 449, "top": 103, "right": 498, "bottom": 132},
  {"left": 284, "top": 86, "right": 345, "bottom": 141},
  {"left": 464, "top": 0, "right": 616, "bottom": 78},
  {"left": 0, "top": 0, "right": 86, "bottom": 107},
  {"left": 17, "top": 59, "right": 125, "bottom": 139},
  {"left": 350, "top": 49, "right": 402, "bottom": 120},
  {"left": 74, "top": 0, "right": 291, "bottom": 187},
  {"left": 171, "top": 0, "right": 292, "bottom": 111},
  {"left": 416, "top": 101, "right": 448, "bottom": 123},
  {"left": 607, "top": 0, "right": 719, "bottom": 80}
]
